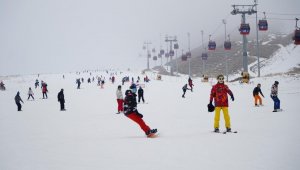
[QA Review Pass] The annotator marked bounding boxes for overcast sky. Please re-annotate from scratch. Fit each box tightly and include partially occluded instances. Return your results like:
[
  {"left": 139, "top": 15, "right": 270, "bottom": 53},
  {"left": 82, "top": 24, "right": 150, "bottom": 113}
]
[{"left": 0, "top": 0, "right": 299, "bottom": 76}]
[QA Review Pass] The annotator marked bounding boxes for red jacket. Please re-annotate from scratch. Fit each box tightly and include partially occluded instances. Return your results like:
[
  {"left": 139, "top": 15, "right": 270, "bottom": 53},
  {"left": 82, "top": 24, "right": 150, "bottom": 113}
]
[{"left": 210, "top": 83, "right": 233, "bottom": 107}]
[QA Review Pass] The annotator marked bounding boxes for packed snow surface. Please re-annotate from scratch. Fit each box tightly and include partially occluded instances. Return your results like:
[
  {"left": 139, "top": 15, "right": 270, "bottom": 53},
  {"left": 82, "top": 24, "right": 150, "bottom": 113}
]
[{"left": 1, "top": 44, "right": 300, "bottom": 170}]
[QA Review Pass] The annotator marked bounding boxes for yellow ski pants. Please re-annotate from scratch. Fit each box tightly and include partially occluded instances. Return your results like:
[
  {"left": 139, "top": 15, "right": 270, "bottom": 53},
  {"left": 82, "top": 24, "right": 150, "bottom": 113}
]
[{"left": 214, "top": 107, "right": 231, "bottom": 129}]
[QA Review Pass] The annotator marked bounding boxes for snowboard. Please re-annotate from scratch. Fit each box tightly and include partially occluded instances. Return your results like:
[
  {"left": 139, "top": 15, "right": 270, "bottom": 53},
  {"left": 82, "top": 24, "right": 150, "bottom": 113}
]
[{"left": 147, "top": 133, "right": 159, "bottom": 138}]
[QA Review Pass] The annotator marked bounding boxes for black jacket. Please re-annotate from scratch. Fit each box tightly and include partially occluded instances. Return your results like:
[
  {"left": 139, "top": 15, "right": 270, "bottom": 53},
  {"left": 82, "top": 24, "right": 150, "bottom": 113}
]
[
  {"left": 57, "top": 91, "right": 65, "bottom": 103},
  {"left": 15, "top": 93, "right": 23, "bottom": 104},
  {"left": 124, "top": 93, "right": 137, "bottom": 115},
  {"left": 253, "top": 87, "right": 264, "bottom": 97},
  {"left": 138, "top": 88, "right": 144, "bottom": 96}
]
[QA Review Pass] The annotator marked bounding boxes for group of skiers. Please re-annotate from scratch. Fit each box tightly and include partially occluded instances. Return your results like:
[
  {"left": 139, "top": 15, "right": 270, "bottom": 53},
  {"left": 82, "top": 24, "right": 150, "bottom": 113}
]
[
  {"left": 181, "top": 74, "right": 281, "bottom": 133},
  {"left": 9, "top": 71, "right": 283, "bottom": 137},
  {"left": 13, "top": 80, "right": 65, "bottom": 111}
]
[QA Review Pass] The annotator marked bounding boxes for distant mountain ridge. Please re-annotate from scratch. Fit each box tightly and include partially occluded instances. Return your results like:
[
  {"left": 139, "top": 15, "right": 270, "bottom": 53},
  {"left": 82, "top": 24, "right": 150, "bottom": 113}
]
[{"left": 155, "top": 32, "right": 296, "bottom": 78}]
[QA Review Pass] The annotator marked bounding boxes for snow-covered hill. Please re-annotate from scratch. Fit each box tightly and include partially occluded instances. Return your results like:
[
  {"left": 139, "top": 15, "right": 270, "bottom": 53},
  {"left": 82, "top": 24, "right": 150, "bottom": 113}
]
[{"left": 1, "top": 45, "right": 300, "bottom": 170}]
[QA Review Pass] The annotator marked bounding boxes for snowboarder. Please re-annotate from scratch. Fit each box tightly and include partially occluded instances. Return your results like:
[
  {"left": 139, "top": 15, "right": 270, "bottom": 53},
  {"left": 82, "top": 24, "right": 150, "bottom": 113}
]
[
  {"left": 182, "top": 84, "right": 190, "bottom": 98},
  {"left": 138, "top": 86, "right": 145, "bottom": 103},
  {"left": 27, "top": 87, "right": 34, "bottom": 100},
  {"left": 209, "top": 74, "right": 234, "bottom": 133},
  {"left": 271, "top": 81, "right": 281, "bottom": 112},
  {"left": 253, "top": 83, "right": 264, "bottom": 106},
  {"left": 41, "top": 81, "right": 48, "bottom": 99},
  {"left": 15, "top": 91, "right": 24, "bottom": 111},
  {"left": 188, "top": 77, "right": 194, "bottom": 92},
  {"left": 116, "top": 85, "right": 124, "bottom": 113},
  {"left": 57, "top": 89, "right": 65, "bottom": 111},
  {"left": 123, "top": 89, "right": 157, "bottom": 137}
]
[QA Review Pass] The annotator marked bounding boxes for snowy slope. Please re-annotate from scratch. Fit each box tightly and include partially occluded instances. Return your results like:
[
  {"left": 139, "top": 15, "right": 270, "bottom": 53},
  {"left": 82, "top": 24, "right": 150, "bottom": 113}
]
[
  {"left": 1, "top": 46, "right": 300, "bottom": 170},
  {"left": 260, "top": 44, "right": 300, "bottom": 76}
]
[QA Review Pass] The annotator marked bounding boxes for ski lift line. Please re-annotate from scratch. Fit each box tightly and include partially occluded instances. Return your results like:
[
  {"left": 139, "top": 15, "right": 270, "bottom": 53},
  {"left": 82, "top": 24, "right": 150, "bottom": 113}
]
[
  {"left": 258, "top": 11, "right": 300, "bottom": 16},
  {"left": 209, "top": 13, "right": 232, "bottom": 37},
  {"left": 247, "top": 16, "right": 295, "bottom": 21}
]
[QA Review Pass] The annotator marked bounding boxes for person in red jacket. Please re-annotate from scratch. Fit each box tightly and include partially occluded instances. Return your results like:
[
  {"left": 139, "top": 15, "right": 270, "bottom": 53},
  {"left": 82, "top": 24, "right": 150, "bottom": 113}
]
[
  {"left": 209, "top": 74, "right": 234, "bottom": 133},
  {"left": 41, "top": 81, "right": 48, "bottom": 99},
  {"left": 188, "top": 77, "right": 194, "bottom": 92}
]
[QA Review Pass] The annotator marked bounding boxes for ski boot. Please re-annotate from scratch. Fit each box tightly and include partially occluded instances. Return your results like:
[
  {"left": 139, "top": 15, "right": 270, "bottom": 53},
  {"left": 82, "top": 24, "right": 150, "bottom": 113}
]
[
  {"left": 226, "top": 128, "right": 232, "bottom": 132},
  {"left": 214, "top": 128, "right": 220, "bottom": 133},
  {"left": 146, "top": 129, "right": 158, "bottom": 137}
]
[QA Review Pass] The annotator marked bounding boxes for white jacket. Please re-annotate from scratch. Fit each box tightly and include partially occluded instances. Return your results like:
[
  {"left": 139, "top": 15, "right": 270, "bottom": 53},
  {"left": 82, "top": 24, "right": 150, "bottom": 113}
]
[
  {"left": 116, "top": 89, "right": 123, "bottom": 99},
  {"left": 28, "top": 89, "right": 34, "bottom": 95}
]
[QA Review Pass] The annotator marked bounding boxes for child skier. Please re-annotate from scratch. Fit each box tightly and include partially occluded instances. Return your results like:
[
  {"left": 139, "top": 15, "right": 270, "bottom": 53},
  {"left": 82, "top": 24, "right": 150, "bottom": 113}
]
[
  {"left": 27, "top": 87, "right": 34, "bottom": 100},
  {"left": 209, "top": 74, "right": 234, "bottom": 133},
  {"left": 123, "top": 89, "right": 157, "bottom": 137},
  {"left": 253, "top": 83, "right": 264, "bottom": 106}
]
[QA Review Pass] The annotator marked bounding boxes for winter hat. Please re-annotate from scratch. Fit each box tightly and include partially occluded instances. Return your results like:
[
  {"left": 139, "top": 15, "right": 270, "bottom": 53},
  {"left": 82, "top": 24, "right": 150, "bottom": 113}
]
[
  {"left": 125, "top": 89, "right": 132, "bottom": 95},
  {"left": 275, "top": 81, "right": 279, "bottom": 85},
  {"left": 207, "top": 103, "right": 215, "bottom": 112},
  {"left": 118, "top": 85, "right": 121, "bottom": 89},
  {"left": 217, "top": 74, "right": 224, "bottom": 80}
]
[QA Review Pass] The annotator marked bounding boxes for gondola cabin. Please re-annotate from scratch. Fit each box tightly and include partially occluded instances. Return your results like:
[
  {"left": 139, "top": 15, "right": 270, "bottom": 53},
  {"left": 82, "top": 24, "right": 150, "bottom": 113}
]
[
  {"left": 174, "top": 43, "right": 179, "bottom": 49},
  {"left": 208, "top": 41, "right": 216, "bottom": 50},
  {"left": 201, "top": 53, "right": 208, "bottom": 60},
  {"left": 165, "top": 53, "right": 169, "bottom": 58},
  {"left": 258, "top": 20, "right": 268, "bottom": 31},
  {"left": 224, "top": 41, "right": 232, "bottom": 50},
  {"left": 181, "top": 54, "right": 187, "bottom": 61},
  {"left": 169, "top": 50, "right": 175, "bottom": 57},
  {"left": 186, "top": 52, "right": 192, "bottom": 58},
  {"left": 160, "top": 49, "right": 165, "bottom": 55},
  {"left": 239, "top": 24, "right": 250, "bottom": 35},
  {"left": 294, "top": 29, "right": 300, "bottom": 45}
]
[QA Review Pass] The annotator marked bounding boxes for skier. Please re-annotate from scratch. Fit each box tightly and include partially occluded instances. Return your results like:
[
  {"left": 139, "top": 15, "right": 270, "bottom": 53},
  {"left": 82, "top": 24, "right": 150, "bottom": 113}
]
[
  {"left": 101, "top": 80, "right": 105, "bottom": 88},
  {"left": 76, "top": 79, "right": 81, "bottom": 89},
  {"left": 35, "top": 79, "right": 39, "bottom": 88},
  {"left": 138, "top": 86, "right": 145, "bottom": 103},
  {"left": 271, "top": 81, "right": 281, "bottom": 112},
  {"left": 57, "top": 89, "right": 66, "bottom": 111},
  {"left": 41, "top": 81, "right": 48, "bottom": 99},
  {"left": 116, "top": 85, "right": 124, "bottom": 114},
  {"left": 0, "top": 81, "right": 5, "bottom": 90},
  {"left": 182, "top": 84, "right": 190, "bottom": 98},
  {"left": 123, "top": 89, "right": 157, "bottom": 137},
  {"left": 27, "top": 87, "right": 34, "bottom": 100},
  {"left": 253, "top": 83, "right": 264, "bottom": 106},
  {"left": 188, "top": 77, "right": 194, "bottom": 92},
  {"left": 15, "top": 91, "right": 24, "bottom": 111},
  {"left": 130, "top": 83, "right": 137, "bottom": 94},
  {"left": 209, "top": 74, "right": 234, "bottom": 133}
]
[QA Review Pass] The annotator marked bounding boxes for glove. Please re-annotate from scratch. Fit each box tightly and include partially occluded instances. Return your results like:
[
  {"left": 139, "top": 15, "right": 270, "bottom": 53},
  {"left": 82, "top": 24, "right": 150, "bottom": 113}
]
[{"left": 231, "top": 95, "right": 234, "bottom": 101}]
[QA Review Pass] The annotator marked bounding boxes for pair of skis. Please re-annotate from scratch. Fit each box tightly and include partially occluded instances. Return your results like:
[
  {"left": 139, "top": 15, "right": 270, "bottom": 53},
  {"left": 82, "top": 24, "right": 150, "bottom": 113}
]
[{"left": 213, "top": 130, "right": 238, "bottom": 134}]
